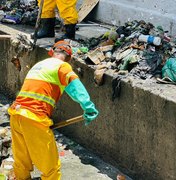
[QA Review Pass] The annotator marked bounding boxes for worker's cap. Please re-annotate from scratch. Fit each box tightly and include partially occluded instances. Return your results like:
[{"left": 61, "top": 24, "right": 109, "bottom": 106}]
[{"left": 53, "top": 40, "right": 72, "bottom": 56}]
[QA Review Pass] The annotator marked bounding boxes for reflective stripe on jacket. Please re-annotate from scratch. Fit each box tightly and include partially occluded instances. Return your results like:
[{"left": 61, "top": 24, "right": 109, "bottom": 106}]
[{"left": 13, "top": 58, "right": 78, "bottom": 117}]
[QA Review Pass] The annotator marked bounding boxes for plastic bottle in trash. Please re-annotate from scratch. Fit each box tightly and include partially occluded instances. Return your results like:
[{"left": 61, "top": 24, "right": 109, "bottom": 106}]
[{"left": 138, "top": 34, "right": 161, "bottom": 46}]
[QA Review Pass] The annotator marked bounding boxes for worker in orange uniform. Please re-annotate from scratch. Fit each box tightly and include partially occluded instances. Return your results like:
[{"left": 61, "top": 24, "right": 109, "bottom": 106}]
[
  {"left": 8, "top": 40, "right": 99, "bottom": 179},
  {"left": 35, "top": 0, "right": 78, "bottom": 41}
]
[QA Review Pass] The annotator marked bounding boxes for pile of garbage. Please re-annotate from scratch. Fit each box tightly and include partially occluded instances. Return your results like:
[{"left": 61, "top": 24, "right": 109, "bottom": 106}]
[
  {"left": 0, "top": 127, "right": 14, "bottom": 179},
  {"left": 0, "top": 0, "right": 38, "bottom": 25},
  {"left": 0, "top": 0, "right": 61, "bottom": 27},
  {"left": 68, "top": 20, "right": 176, "bottom": 86},
  {"left": 1, "top": 1, "right": 176, "bottom": 87},
  {"left": 0, "top": 94, "right": 14, "bottom": 179}
]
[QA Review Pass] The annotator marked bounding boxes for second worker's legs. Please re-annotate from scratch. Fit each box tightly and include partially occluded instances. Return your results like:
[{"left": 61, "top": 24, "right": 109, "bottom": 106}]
[{"left": 55, "top": 0, "right": 78, "bottom": 42}]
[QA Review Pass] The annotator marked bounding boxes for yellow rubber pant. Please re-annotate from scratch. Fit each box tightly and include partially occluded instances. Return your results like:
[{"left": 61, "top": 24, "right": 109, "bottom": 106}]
[
  {"left": 38, "top": 0, "right": 78, "bottom": 24},
  {"left": 10, "top": 114, "right": 61, "bottom": 180}
]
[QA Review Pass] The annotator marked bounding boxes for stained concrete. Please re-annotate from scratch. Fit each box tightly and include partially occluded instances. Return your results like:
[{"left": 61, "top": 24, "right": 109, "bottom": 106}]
[{"left": 0, "top": 23, "right": 176, "bottom": 180}]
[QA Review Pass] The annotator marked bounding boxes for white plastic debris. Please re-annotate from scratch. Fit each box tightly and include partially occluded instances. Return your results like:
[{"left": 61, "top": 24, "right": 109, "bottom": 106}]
[{"left": 0, "top": 10, "right": 5, "bottom": 21}]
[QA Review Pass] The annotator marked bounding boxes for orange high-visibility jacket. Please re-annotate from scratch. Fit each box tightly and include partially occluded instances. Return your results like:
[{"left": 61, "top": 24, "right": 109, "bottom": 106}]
[{"left": 12, "top": 58, "right": 78, "bottom": 117}]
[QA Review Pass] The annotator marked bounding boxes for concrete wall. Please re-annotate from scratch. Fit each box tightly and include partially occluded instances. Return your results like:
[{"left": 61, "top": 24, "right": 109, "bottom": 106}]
[
  {"left": 0, "top": 38, "right": 48, "bottom": 96},
  {"left": 54, "top": 59, "right": 176, "bottom": 180},
  {"left": 77, "top": 0, "right": 176, "bottom": 36},
  {"left": 0, "top": 37, "right": 176, "bottom": 179}
]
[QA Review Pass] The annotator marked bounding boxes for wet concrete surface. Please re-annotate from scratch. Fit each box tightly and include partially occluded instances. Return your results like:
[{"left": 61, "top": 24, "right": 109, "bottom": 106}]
[{"left": 0, "top": 93, "right": 132, "bottom": 180}]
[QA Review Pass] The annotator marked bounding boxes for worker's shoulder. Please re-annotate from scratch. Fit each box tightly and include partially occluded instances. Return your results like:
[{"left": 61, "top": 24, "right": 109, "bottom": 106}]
[
  {"left": 60, "top": 61, "right": 72, "bottom": 69},
  {"left": 38, "top": 57, "right": 66, "bottom": 66},
  {"left": 36, "top": 58, "right": 73, "bottom": 70}
]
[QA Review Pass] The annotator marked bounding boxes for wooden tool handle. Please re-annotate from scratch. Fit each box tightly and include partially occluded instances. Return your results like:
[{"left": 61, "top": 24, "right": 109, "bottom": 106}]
[
  {"left": 51, "top": 115, "right": 84, "bottom": 130},
  {"left": 33, "top": 0, "right": 44, "bottom": 46}
]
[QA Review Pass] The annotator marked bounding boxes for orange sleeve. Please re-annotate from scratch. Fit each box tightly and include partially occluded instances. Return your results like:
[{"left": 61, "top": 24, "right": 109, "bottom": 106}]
[{"left": 58, "top": 62, "right": 78, "bottom": 86}]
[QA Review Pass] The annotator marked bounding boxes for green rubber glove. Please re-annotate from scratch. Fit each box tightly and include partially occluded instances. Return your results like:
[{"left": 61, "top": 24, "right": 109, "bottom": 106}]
[
  {"left": 65, "top": 79, "right": 99, "bottom": 125},
  {"left": 162, "top": 58, "right": 176, "bottom": 82}
]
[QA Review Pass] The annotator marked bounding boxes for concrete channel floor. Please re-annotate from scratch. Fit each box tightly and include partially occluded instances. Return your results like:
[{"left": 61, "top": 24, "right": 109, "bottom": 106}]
[
  {"left": 0, "top": 22, "right": 111, "bottom": 48},
  {"left": 0, "top": 23, "right": 133, "bottom": 180},
  {"left": 0, "top": 93, "right": 132, "bottom": 180}
]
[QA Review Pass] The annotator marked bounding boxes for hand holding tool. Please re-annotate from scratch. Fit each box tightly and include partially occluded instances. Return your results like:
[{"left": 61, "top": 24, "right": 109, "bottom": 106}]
[{"left": 51, "top": 115, "right": 84, "bottom": 130}]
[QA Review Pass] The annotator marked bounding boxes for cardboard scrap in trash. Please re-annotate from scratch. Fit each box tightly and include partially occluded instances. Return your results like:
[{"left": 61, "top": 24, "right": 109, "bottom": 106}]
[
  {"left": 0, "top": 128, "right": 8, "bottom": 138},
  {"left": 78, "top": 0, "right": 100, "bottom": 23},
  {"left": 87, "top": 48, "right": 105, "bottom": 64},
  {"left": 94, "top": 65, "right": 107, "bottom": 86},
  {"left": 98, "top": 45, "right": 114, "bottom": 52},
  {"left": 11, "top": 56, "right": 21, "bottom": 71},
  {"left": 117, "top": 174, "right": 126, "bottom": 180}
]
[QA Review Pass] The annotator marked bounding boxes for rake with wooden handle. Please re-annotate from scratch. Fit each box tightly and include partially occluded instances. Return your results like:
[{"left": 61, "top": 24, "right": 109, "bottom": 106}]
[{"left": 51, "top": 115, "right": 84, "bottom": 130}]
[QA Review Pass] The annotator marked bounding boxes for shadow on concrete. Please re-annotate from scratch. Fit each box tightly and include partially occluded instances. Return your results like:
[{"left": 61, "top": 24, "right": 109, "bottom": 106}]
[{"left": 57, "top": 133, "right": 129, "bottom": 180}]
